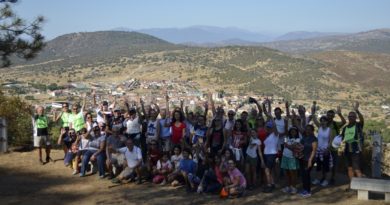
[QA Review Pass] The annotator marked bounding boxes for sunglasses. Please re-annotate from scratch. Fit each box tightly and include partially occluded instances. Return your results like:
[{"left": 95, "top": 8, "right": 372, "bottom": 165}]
[{"left": 69, "top": 132, "right": 75, "bottom": 135}]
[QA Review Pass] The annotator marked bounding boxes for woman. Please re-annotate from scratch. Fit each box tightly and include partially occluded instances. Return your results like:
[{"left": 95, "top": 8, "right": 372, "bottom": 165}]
[
  {"left": 245, "top": 129, "right": 265, "bottom": 189},
  {"left": 298, "top": 124, "right": 318, "bottom": 198},
  {"left": 229, "top": 119, "right": 248, "bottom": 171},
  {"left": 224, "top": 159, "right": 247, "bottom": 198},
  {"left": 80, "top": 126, "right": 107, "bottom": 178},
  {"left": 262, "top": 120, "right": 279, "bottom": 193},
  {"left": 198, "top": 155, "right": 224, "bottom": 193},
  {"left": 206, "top": 117, "right": 225, "bottom": 155},
  {"left": 84, "top": 112, "right": 94, "bottom": 133},
  {"left": 280, "top": 126, "right": 301, "bottom": 194},
  {"left": 170, "top": 110, "right": 187, "bottom": 149}
]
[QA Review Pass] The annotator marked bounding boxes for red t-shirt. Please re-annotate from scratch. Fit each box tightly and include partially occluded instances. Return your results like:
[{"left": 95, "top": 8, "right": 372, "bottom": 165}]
[
  {"left": 148, "top": 148, "right": 162, "bottom": 166},
  {"left": 171, "top": 122, "right": 186, "bottom": 144},
  {"left": 257, "top": 127, "right": 267, "bottom": 152}
]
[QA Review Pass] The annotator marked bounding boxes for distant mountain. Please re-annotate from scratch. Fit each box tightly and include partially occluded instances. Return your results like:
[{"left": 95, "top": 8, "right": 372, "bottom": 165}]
[
  {"left": 263, "top": 29, "right": 390, "bottom": 54},
  {"left": 181, "top": 38, "right": 261, "bottom": 47},
  {"left": 15, "top": 31, "right": 181, "bottom": 65},
  {"left": 114, "top": 26, "right": 273, "bottom": 44},
  {"left": 276, "top": 31, "right": 345, "bottom": 41}
]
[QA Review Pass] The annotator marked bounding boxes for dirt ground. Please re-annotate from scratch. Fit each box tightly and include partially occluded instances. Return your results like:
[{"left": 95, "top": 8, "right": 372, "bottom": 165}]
[{"left": 0, "top": 149, "right": 388, "bottom": 205}]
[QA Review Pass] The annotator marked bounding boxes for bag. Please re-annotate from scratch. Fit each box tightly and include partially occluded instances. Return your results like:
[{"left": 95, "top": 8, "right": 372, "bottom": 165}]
[{"left": 220, "top": 187, "right": 229, "bottom": 198}]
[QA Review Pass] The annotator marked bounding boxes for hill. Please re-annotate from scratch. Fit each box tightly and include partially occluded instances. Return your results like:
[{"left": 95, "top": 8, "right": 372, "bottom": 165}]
[
  {"left": 263, "top": 29, "right": 390, "bottom": 54},
  {"left": 275, "top": 31, "right": 345, "bottom": 41}
]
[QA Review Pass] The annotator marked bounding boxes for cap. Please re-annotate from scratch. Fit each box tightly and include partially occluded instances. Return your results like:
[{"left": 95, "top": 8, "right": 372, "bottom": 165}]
[{"left": 114, "top": 107, "right": 121, "bottom": 112}]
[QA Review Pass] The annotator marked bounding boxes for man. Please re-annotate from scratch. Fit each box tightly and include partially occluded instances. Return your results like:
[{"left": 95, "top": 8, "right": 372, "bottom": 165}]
[
  {"left": 111, "top": 138, "right": 143, "bottom": 184},
  {"left": 341, "top": 102, "right": 364, "bottom": 191},
  {"left": 327, "top": 106, "right": 346, "bottom": 185},
  {"left": 32, "top": 106, "right": 53, "bottom": 165}
]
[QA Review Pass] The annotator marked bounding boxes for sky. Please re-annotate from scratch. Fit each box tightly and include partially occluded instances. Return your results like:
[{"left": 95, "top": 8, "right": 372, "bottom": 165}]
[{"left": 12, "top": 0, "right": 390, "bottom": 40}]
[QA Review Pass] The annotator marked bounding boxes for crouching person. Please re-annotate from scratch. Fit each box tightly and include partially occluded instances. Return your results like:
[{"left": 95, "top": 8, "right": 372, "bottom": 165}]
[
  {"left": 111, "top": 138, "right": 143, "bottom": 184},
  {"left": 223, "top": 159, "right": 247, "bottom": 198}
]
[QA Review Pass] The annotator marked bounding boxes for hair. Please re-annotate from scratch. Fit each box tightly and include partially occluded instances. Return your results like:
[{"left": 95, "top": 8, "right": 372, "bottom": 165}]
[
  {"left": 241, "top": 111, "right": 248, "bottom": 115},
  {"left": 320, "top": 115, "right": 328, "bottom": 122},
  {"left": 327, "top": 110, "right": 335, "bottom": 115},
  {"left": 274, "top": 107, "right": 282, "bottom": 113},
  {"left": 84, "top": 112, "right": 92, "bottom": 121},
  {"left": 306, "top": 124, "right": 315, "bottom": 132},
  {"left": 79, "top": 127, "right": 88, "bottom": 134},
  {"left": 233, "top": 119, "right": 244, "bottom": 132},
  {"left": 222, "top": 148, "right": 234, "bottom": 161},
  {"left": 171, "top": 110, "right": 185, "bottom": 123},
  {"left": 172, "top": 145, "right": 182, "bottom": 154},
  {"left": 288, "top": 126, "right": 299, "bottom": 139}
]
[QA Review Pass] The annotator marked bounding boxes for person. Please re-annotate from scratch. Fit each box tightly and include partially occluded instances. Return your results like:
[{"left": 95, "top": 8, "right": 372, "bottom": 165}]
[
  {"left": 168, "top": 148, "right": 197, "bottom": 191},
  {"left": 247, "top": 97, "right": 263, "bottom": 129},
  {"left": 197, "top": 155, "right": 224, "bottom": 193},
  {"left": 245, "top": 129, "right": 265, "bottom": 190},
  {"left": 111, "top": 138, "right": 143, "bottom": 184},
  {"left": 72, "top": 128, "right": 91, "bottom": 175},
  {"left": 84, "top": 112, "right": 95, "bottom": 133},
  {"left": 159, "top": 94, "right": 172, "bottom": 153},
  {"left": 297, "top": 124, "right": 318, "bottom": 198},
  {"left": 93, "top": 90, "right": 114, "bottom": 124},
  {"left": 152, "top": 152, "right": 173, "bottom": 185},
  {"left": 262, "top": 120, "right": 279, "bottom": 193},
  {"left": 170, "top": 110, "right": 187, "bottom": 149},
  {"left": 280, "top": 126, "right": 301, "bottom": 194},
  {"left": 229, "top": 119, "right": 248, "bottom": 171},
  {"left": 312, "top": 115, "right": 332, "bottom": 187},
  {"left": 224, "top": 159, "right": 247, "bottom": 198},
  {"left": 80, "top": 125, "right": 106, "bottom": 178},
  {"left": 326, "top": 106, "right": 346, "bottom": 185},
  {"left": 191, "top": 115, "right": 208, "bottom": 147},
  {"left": 68, "top": 96, "right": 86, "bottom": 134},
  {"left": 146, "top": 140, "right": 162, "bottom": 180},
  {"left": 32, "top": 106, "right": 53, "bottom": 165},
  {"left": 105, "top": 129, "right": 126, "bottom": 179},
  {"left": 341, "top": 102, "right": 364, "bottom": 188},
  {"left": 206, "top": 117, "right": 225, "bottom": 155},
  {"left": 58, "top": 128, "right": 77, "bottom": 167},
  {"left": 124, "top": 101, "right": 142, "bottom": 146},
  {"left": 170, "top": 145, "right": 183, "bottom": 174},
  {"left": 53, "top": 102, "right": 71, "bottom": 130}
]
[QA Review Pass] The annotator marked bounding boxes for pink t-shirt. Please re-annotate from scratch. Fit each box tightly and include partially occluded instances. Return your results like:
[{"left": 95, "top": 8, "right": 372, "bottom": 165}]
[{"left": 228, "top": 168, "right": 247, "bottom": 188}]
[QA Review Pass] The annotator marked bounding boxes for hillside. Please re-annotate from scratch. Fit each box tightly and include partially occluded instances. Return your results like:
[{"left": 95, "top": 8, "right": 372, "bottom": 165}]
[{"left": 263, "top": 29, "right": 390, "bottom": 54}]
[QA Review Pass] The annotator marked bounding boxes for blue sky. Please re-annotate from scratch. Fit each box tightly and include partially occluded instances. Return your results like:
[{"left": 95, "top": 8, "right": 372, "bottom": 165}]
[{"left": 12, "top": 0, "right": 390, "bottom": 39}]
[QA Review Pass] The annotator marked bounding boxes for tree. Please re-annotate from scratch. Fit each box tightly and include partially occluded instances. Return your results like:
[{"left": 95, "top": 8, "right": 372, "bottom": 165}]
[{"left": 0, "top": 0, "right": 45, "bottom": 67}]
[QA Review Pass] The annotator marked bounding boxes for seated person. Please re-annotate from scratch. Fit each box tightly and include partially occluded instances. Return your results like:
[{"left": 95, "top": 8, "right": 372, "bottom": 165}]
[
  {"left": 224, "top": 159, "right": 247, "bottom": 198},
  {"left": 106, "top": 129, "right": 126, "bottom": 179},
  {"left": 152, "top": 153, "right": 173, "bottom": 185}
]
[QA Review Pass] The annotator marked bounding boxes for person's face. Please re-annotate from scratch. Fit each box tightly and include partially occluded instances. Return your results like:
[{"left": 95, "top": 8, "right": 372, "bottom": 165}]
[
  {"left": 234, "top": 121, "right": 242, "bottom": 130},
  {"left": 305, "top": 126, "right": 314, "bottom": 136},
  {"left": 274, "top": 109, "right": 282, "bottom": 118},
  {"left": 86, "top": 114, "right": 92, "bottom": 121},
  {"left": 174, "top": 148, "right": 180, "bottom": 155},
  {"left": 162, "top": 155, "right": 168, "bottom": 162},
  {"left": 290, "top": 129, "right": 298, "bottom": 137},
  {"left": 174, "top": 111, "right": 180, "bottom": 120},
  {"left": 93, "top": 128, "right": 100, "bottom": 136},
  {"left": 114, "top": 111, "right": 121, "bottom": 117},
  {"left": 228, "top": 112, "right": 235, "bottom": 120},
  {"left": 161, "top": 109, "right": 167, "bottom": 118},
  {"left": 250, "top": 130, "right": 257, "bottom": 137},
  {"left": 197, "top": 116, "right": 205, "bottom": 126},
  {"left": 99, "top": 124, "right": 106, "bottom": 131},
  {"left": 37, "top": 107, "right": 44, "bottom": 115},
  {"left": 62, "top": 104, "right": 68, "bottom": 111},
  {"left": 72, "top": 106, "right": 78, "bottom": 113},
  {"left": 150, "top": 110, "right": 157, "bottom": 119},
  {"left": 327, "top": 112, "right": 335, "bottom": 121},
  {"left": 320, "top": 118, "right": 328, "bottom": 127},
  {"left": 126, "top": 140, "right": 134, "bottom": 150},
  {"left": 150, "top": 141, "right": 158, "bottom": 149},
  {"left": 214, "top": 118, "right": 222, "bottom": 127},
  {"left": 182, "top": 151, "right": 189, "bottom": 159},
  {"left": 251, "top": 109, "right": 257, "bottom": 117},
  {"left": 256, "top": 118, "right": 265, "bottom": 127},
  {"left": 241, "top": 113, "right": 248, "bottom": 120},
  {"left": 228, "top": 160, "right": 235, "bottom": 170},
  {"left": 214, "top": 156, "right": 221, "bottom": 165},
  {"left": 224, "top": 150, "right": 231, "bottom": 159},
  {"left": 102, "top": 104, "right": 108, "bottom": 111},
  {"left": 348, "top": 112, "right": 357, "bottom": 124}
]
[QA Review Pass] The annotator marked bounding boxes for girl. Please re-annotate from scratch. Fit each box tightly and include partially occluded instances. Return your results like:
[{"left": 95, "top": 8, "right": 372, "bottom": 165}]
[
  {"left": 153, "top": 153, "right": 173, "bottom": 185},
  {"left": 245, "top": 129, "right": 265, "bottom": 189},
  {"left": 229, "top": 119, "right": 248, "bottom": 171},
  {"left": 170, "top": 110, "right": 186, "bottom": 149},
  {"left": 224, "top": 159, "right": 247, "bottom": 198}
]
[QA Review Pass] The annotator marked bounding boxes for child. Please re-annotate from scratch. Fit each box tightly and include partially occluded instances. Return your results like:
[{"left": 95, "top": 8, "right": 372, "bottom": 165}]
[
  {"left": 168, "top": 146, "right": 183, "bottom": 186},
  {"left": 153, "top": 153, "right": 173, "bottom": 185},
  {"left": 281, "top": 127, "right": 301, "bottom": 194},
  {"left": 245, "top": 129, "right": 265, "bottom": 189}
]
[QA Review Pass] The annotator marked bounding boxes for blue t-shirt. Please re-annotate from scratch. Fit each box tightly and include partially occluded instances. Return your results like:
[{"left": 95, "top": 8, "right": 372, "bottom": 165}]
[
  {"left": 179, "top": 159, "right": 196, "bottom": 174},
  {"left": 192, "top": 126, "right": 208, "bottom": 144}
]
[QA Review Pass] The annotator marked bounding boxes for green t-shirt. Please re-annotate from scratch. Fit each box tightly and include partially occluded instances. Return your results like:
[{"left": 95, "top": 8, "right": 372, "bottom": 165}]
[
  {"left": 69, "top": 112, "right": 85, "bottom": 132},
  {"left": 36, "top": 115, "right": 48, "bottom": 129},
  {"left": 344, "top": 125, "right": 356, "bottom": 143},
  {"left": 61, "top": 112, "right": 71, "bottom": 128}
]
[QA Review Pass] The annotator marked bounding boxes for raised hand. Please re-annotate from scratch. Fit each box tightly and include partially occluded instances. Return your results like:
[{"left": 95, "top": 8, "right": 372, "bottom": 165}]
[
  {"left": 285, "top": 101, "right": 289, "bottom": 108},
  {"left": 336, "top": 105, "right": 342, "bottom": 115},
  {"left": 311, "top": 101, "right": 317, "bottom": 115},
  {"left": 140, "top": 97, "right": 144, "bottom": 105},
  {"left": 353, "top": 101, "right": 360, "bottom": 111}
]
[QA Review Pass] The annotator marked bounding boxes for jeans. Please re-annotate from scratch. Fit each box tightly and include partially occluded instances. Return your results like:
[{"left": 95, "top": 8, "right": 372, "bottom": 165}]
[
  {"left": 80, "top": 150, "right": 106, "bottom": 176},
  {"left": 300, "top": 160, "right": 312, "bottom": 192}
]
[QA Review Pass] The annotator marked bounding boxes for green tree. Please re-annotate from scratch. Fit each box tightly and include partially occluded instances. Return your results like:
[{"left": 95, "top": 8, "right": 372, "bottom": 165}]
[{"left": 0, "top": 0, "right": 45, "bottom": 67}]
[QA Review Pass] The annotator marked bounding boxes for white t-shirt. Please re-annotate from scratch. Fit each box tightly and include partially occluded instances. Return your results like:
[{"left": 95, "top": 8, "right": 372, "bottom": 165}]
[
  {"left": 264, "top": 133, "right": 279, "bottom": 155},
  {"left": 126, "top": 116, "right": 141, "bottom": 134},
  {"left": 171, "top": 154, "right": 183, "bottom": 170},
  {"left": 157, "top": 160, "right": 173, "bottom": 171},
  {"left": 317, "top": 127, "right": 330, "bottom": 150},
  {"left": 118, "top": 146, "right": 142, "bottom": 168},
  {"left": 283, "top": 137, "right": 301, "bottom": 158},
  {"left": 224, "top": 119, "right": 235, "bottom": 132},
  {"left": 246, "top": 137, "right": 261, "bottom": 158}
]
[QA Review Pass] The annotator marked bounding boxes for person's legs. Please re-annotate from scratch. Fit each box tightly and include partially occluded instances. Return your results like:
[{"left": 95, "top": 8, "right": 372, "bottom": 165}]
[
  {"left": 330, "top": 150, "right": 338, "bottom": 184},
  {"left": 80, "top": 150, "right": 94, "bottom": 176},
  {"left": 251, "top": 164, "right": 257, "bottom": 187},
  {"left": 300, "top": 160, "right": 312, "bottom": 193},
  {"left": 96, "top": 152, "right": 106, "bottom": 177}
]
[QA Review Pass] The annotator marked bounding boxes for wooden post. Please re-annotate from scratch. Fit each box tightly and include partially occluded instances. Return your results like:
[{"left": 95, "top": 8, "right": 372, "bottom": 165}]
[
  {"left": 0, "top": 118, "right": 7, "bottom": 153},
  {"left": 357, "top": 190, "right": 369, "bottom": 200}
]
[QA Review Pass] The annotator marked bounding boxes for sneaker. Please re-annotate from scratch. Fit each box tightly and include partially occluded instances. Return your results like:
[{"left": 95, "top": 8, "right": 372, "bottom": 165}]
[
  {"left": 99, "top": 175, "right": 105, "bottom": 179},
  {"left": 197, "top": 186, "right": 203, "bottom": 193},
  {"left": 79, "top": 173, "right": 85, "bottom": 177},
  {"left": 300, "top": 190, "right": 312, "bottom": 198},
  {"left": 171, "top": 180, "right": 180, "bottom": 187},
  {"left": 290, "top": 187, "right": 298, "bottom": 194},
  {"left": 72, "top": 170, "right": 79, "bottom": 175},
  {"left": 160, "top": 180, "right": 167, "bottom": 186},
  {"left": 320, "top": 180, "right": 329, "bottom": 187},
  {"left": 111, "top": 178, "right": 121, "bottom": 184},
  {"left": 46, "top": 156, "right": 53, "bottom": 163},
  {"left": 39, "top": 159, "right": 44, "bottom": 165},
  {"left": 282, "top": 186, "right": 291, "bottom": 193},
  {"left": 312, "top": 179, "right": 321, "bottom": 185}
]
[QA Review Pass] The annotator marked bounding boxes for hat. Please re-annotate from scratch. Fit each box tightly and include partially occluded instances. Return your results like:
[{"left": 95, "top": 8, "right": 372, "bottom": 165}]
[
  {"left": 332, "top": 135, "right": 342, "bottom": 149},
  {"left": 114, "top": 107, "right": 121, "bottom": 112},
  {"left": 266, "top": 121, "right": 274, "bottom": 128}
]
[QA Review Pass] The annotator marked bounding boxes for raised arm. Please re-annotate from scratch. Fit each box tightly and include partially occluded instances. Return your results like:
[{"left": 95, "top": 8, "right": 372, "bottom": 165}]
[
  {"left": 285, "top": 101, "right": 290, "bottom": 119},
  {"left": 336, "top": 105, "right": 347, "bottom": 126},
  {"left": 203, "top": 101, "right": 209, "bottom": 119},
  {"left": 354, "top": 101, "right": 364, "bottom": 126},
  {"left": 209, "top": 93, "right": 216, "bottom": 116}
]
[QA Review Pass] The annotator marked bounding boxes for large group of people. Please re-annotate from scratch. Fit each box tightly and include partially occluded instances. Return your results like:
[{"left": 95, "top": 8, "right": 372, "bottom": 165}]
[{"left": 31, "top": 92, "right": 365, "bottom": 198}]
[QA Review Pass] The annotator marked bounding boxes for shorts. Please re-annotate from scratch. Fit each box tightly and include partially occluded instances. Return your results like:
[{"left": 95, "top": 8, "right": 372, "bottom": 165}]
[
  {"left": 34, "top": 135, "right": 51, "bottom": 147},
  {"left": 281, "top": 156, "right": 299, "bottom": 170},
  {"left": 245, "top": 155, "right": 258, "bottom": 166},
  {"left": 345, "top": 152, "right": 362, "bottom": 170},
  {"left": 110, "top": 153, "right": 125, "bottom": 167},
  {"left": 119, "top": 167, "right": 135, "bottom": 179},
  {"left": 264, "top": 154, "right": 277, "bottom": 169}
]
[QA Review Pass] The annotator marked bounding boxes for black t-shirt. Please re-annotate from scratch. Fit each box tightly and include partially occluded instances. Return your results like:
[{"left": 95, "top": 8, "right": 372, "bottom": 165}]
[{"left": 300, "top": 135, "right": 318, "bottom": 161}]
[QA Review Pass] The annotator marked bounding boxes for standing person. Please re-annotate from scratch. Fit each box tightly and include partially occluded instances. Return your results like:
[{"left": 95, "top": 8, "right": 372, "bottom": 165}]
[
  {"left": 247, "top": 97, "right": 263, "bottom": 129},
  {"left": 32, "top": 106, "right": 53, "bottom": 165},
  {"left": 68, "top": 96, "right": 86, "bottom": 134},
  {"left": 206, "top": 117, "right": 225, "bottom": 155},
  {"left": 223, "top": 110, "right": 236, "bottom": 142},
  {"left": 312, "top": 115, "right": 332, "bottom": 187},
  {"left": 298, "top": 124, "right": 318, "bottom": 198},
  {"left": 280, "top": 127, "right": 301, "bottom": 194},
  {"left": 245, "top": 129, "right": 265, "bottom": 190},
  {"left": 326, "top": 106, "right": 346, "bottom": 185},
  {"left": 159, "top": 94, "right": 172, "bottom": 153},
  {"left": 229, "top": 119, "right": 248, "bottom": 171},
  {"left": 170, "top": 110, "right": 187, "bottom": 149},
  {"left": 124, "top": 101, "right": 142, "bottom": 146},
  {"left": 53, "top": 102, "right": 71, "bottom": 130},
  {"left": 191, "top": 115, "right": 208, "bottom": 147},
  {"left": 341, "top": 102, "right": 364, "bottom": 187},
  {"left": 262, "top": 120, "right": 279, "bottom": 193}
]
